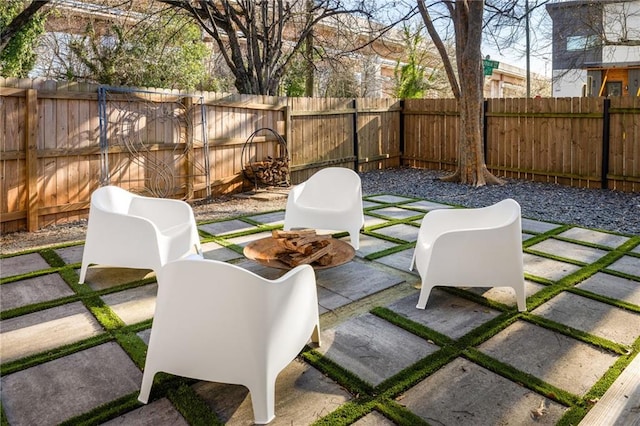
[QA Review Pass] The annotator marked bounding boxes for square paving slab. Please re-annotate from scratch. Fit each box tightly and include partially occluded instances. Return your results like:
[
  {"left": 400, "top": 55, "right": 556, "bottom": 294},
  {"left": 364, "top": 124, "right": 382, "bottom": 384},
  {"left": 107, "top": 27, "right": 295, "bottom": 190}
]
[
  {"left": 372, "top": 248, "right": 415, "bottom": 273},
  {"left": 80, "top": 267, "right": 155, "bottom": 291},
  {"left": 100, "top": 283, "right": 158, "bottom": 326},
  {"left": 1, "top": 252, "right": 51, "bottom": 278},
  {"left": 1, "top": 342, "right": 142, "bottom": 426},
  {"left": 1, "top": 273, "right": 74, "bottom": 311},
  {"left": 365, "top": 195, "right": 415, "bottom": 204},
  {"left": 198, "top": 219, "right": 257, "bottom": 236},
  {"left": 557, "top": 227, "right": 630, "bottom": 248},
  {"left": 386, "top": 291, "right": 501, "bottom": 340},
  {"left": 576, "top": 272, "right": 640, "bottom": 306},
  {"left": 521, "top": 218, "right": 563, "bottom": 234},
  {"left": 477, "top": 320, "right": 618, "bottom": 396},
  {"left": 343, "top": 234, "right": 399, "bottom": 258},
  {"left": 54, "top": 244, "right": 84, "bottom": 264},
  {"left": 1, "top": 301, "right": 103, "bottom": 363},
  {"left": 607, "top": 255, "right": 640, "bottom": 277},
  {"left": 102, "top": 398, "right": 189, "bottom": 426},
  {"left": 367, "top": 206, "right": 424, "bottom": 220},
  {"left": 400, "top": 357, "right": 568, "bottom": 425},
  {"left": 245, "top": 211, "right": 285, "bottom": 225},
  {"left": 316, "top": 312, "right": 439, "bottom": 386},
  {"left": 528, "top": 238, "right": 609, "bottom": 264},
  {"left": 523, "top": 253, "right": 582, "bottom": 282},
  {"left": 200, "top": 241, "right": 243, "bottom": 262},
  {"left": 371, "top": 223, "right": 419, "bottom": 242},
  {"left": 401, "top": 200, "right": 453, "bottom": 211},
  {"left": 532, "top": 291, "right": 640, "bottom": 346}
]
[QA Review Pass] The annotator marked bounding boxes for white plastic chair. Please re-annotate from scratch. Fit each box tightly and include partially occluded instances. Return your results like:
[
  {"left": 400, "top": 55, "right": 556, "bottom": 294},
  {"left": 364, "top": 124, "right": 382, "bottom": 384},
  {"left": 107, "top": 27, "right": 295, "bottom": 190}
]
[
  {"left": 138, "top": 258, "right": 321, "bottom": 425},
  {"left": 409, "top": 198, "right": 526, "bottom": 311},
  {"left": 79, "top": 186, "right": 201, "bottom": 283},
  {"left": 283, "top": 167, "right": 364, "bottom": 249}
]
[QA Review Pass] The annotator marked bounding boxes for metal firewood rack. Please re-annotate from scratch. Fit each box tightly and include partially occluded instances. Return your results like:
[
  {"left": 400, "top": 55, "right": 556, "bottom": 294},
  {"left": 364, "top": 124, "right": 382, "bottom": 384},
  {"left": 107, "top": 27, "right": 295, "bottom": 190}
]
[{"left": 241, "top": 128, "right": 290, "bottom": 191}]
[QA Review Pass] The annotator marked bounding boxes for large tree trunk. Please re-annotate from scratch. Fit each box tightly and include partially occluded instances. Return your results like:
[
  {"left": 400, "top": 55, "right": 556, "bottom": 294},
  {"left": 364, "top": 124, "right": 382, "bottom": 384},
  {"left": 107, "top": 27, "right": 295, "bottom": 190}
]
[{"left": 419, "top": 0, "right": 503, "bottom": 186}]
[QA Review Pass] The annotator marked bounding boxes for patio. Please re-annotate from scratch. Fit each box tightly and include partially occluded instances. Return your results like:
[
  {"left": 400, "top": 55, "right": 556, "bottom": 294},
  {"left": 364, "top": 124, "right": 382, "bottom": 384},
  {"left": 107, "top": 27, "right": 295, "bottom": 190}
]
[{"left": 1, "top": 193, "right": 639, "bottom": 425}]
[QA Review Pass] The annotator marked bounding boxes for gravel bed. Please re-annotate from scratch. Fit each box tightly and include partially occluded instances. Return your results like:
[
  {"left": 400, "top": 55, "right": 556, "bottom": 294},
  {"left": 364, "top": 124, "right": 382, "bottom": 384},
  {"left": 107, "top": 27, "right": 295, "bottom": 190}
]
[
  {"left": 1, "top": 167, "right": 638, "bottom": 255},
  {"left": 360, "top": 168, "right": 640, "bottom": 236}
]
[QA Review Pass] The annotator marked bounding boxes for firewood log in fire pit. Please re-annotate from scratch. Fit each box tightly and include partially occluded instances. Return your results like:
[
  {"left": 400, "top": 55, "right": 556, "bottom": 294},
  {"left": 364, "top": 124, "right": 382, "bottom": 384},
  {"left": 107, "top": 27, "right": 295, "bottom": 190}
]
[{"left": 271, "top": 229, "right": 335, "bottom": 267}]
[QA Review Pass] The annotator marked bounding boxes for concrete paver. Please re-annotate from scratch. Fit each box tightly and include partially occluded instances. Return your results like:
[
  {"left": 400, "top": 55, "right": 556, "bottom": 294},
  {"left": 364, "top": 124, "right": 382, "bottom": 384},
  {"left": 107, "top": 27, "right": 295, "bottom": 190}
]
[
  {"left": 1, "top": 342, "right": 142, "bottom": 426},
  {"left": 557, "top": 228, "right": 630, "bottom": 248},
  {"left": 316, "top": 313, "right": 439, "bottom": 386},
  {"left": 400, "top": 357, "right": 568, "bottom": 425},
  {"left": 366, "top": 195, "right": 415, "bottom": 204},
  {"left": 373, "top": 248, "right": 415, "bottom": 272},
  {"left": 477, "top": 321, "right": 618, "bottom": 396},
  {"left": 0, "top": 301, "right": 103, "bottom": 363},
  {"left": 370, "top": 223, "right": 419, "bottom": 242},
  {"left": 0, "top": 252, "right": 50, "bottom": 278},
  {"left": 198, "top": 219, "right": 256, "bottom": 236},
  {"left": 401, "top": 200, "right": 453, "bottom": 211},
  {"left": 521, "top": 218, "right": 563, "bottom": 234},
  {"left": 0, "top": 273, "right": 74, "bottom": 311},
  {"left": 576, "top": 272, "right": 640, "bottom": 306},
  {"left": 344, "top": 234, "right": 399, "bottom": 257},
  {"left": 523, "top": 253, "right": 582, "bottom": 281},
  {"left": 100, "top": 283, "right": 158, "bottom": 325},
  {"left": 532, "top": 291, "right": 640, "bottom": 346},
  {"left": 367, "top": 206, "right": 424, "bottom": 220},
  {"left": 102, "top": 398, "right": 189, "bottom": 426},
  {"left": 200, "top": 241, "right": 243, "bottom": 262},
  {"left": 528, "top": 238, "right": 609, "bottom": 263},
  {"left": 54, "top": 244, "right": 84, "bottom": 264},
  {"left": 466, "top": 280, "right": 546, "bottom": 309},
  {"left": 607, "top": 254, "right": 640, "bottom": 276},
  {"left": 386, "top": 291, "right": 501, "bottom": 340}
]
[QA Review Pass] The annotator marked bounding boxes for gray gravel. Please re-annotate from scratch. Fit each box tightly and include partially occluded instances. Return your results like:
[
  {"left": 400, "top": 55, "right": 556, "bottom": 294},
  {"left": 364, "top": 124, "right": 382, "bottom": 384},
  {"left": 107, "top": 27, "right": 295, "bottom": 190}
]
[{"left": 360, "top": 168, "right": 640, "bottom": 236}]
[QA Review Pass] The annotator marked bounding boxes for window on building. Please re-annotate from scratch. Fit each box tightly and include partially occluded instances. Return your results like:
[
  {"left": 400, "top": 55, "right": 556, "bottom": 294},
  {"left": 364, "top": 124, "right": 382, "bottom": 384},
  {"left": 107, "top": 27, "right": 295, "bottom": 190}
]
[{"left": 566, "top": 35, "right": 599, "bottom": 51}]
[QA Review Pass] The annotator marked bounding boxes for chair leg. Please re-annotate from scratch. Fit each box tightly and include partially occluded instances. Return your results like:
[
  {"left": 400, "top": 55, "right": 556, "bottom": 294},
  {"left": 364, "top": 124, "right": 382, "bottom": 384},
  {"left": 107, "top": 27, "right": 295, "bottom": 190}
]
[
  {"left": 250, "top": 380, "right": 276, "bottom": 425},
  {"left": 409, "top": 250, "right": 416, "bottom": 271},
  {"left": 349, "top": 230, "right": 360, "bottom": 250},
  {"left": 514, "top": 282, "right": 527, "bottom": 312},
  {"left": 416, "top": 282, "right": 434, "bottom": 309},
  {"left": 138, "top": 369, "right": 156, "bottom": 404},
  {"left": 311, "top": 323, "right": 321, "bottom": 346},
  {"left": 78, "top": 260, "right": 89, "bottom": 284}
]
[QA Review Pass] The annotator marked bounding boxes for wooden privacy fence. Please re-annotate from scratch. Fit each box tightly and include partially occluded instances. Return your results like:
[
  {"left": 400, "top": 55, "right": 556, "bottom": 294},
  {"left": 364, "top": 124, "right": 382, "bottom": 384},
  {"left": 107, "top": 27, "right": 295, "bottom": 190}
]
[{"left": 1, "top": 78, "right": 638, "bottom": 233}]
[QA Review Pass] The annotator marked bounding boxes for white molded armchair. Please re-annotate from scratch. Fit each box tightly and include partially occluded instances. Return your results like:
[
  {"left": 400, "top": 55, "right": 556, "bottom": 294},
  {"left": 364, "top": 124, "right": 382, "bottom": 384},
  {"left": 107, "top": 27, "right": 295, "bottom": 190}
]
[
  {"left": 410, "top": 198, "right": 526, "bottom": 311},
  {"left": 79, "top": 186, "right": 201, "bottom": 283},
  {"left": 138, "top": 258, "right": 321, "bottom": 425},
  {"left": 283, "top": 167, "right": 364, "bottom": 249}
]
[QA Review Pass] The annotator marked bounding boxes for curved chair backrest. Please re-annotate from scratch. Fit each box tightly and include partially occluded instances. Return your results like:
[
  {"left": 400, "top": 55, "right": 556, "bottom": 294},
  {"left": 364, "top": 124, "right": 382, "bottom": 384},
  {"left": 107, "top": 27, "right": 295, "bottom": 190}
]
[
  {"left": 296, "top": 167, "right": 362, "bottom": 207},
  {"left": 91, "top": 185, "right": 136, "bottom": 215},
  {"left": 139, "top": 259, "right": 320, "bottom": 423}
]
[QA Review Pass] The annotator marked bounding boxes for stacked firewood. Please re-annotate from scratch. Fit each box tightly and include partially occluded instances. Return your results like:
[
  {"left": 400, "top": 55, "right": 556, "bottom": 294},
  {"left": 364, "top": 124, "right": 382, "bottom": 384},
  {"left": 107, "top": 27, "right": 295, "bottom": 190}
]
[
  {"left": 271, "top": 229, "right": 335, "bottom": 267},
  {"left": 244, "top": 155, "right": 289, "bottom": 186}
]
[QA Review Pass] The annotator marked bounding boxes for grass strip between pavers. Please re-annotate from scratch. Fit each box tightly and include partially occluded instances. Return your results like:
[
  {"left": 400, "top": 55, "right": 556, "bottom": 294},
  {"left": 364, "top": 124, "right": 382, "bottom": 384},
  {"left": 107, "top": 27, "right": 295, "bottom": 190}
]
[{"left": 167, "top": 383, "right": 224, "bottom": 426}]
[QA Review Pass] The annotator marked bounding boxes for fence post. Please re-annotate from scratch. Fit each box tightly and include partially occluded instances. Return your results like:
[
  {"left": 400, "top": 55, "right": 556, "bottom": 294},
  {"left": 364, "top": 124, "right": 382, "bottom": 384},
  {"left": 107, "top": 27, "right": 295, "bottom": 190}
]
[
  {"left": 352, "top": 98, "right": 359, "bottom": 171},
  {"left": 399, "top": 100, "right": 405, "bottom": 166},
  {"left": 183, "top": 96, "right": 195, "bottom": 199},
  {"left": 25, "top": 89, "right": 39, "bottom": 232},
  {"left": 601, "top": 98, "right": 611, "bottom": 190},
  {"left": 483, "top": 99, "right": 489, "bottom": 163}
]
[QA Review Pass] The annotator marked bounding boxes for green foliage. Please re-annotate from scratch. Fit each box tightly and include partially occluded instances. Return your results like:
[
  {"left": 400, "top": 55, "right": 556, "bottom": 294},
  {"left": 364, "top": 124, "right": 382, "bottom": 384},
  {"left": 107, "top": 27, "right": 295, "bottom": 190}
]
[
  {"left": 65, "top": 14, "right": 210, "bottom": 90},
  {"left": 282, "top": 53, "right": 308, "bottom": 97},
  {"left": 393, "top": 26, "right": 430, "bottom": 99},
  {"left": 0, "top": 0, "right": 47, "bottom": 77}
]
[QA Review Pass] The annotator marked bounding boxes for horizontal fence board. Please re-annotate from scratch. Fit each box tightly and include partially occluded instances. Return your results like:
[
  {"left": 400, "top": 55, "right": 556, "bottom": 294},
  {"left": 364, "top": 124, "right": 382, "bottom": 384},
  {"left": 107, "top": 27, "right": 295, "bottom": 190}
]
[{"left": 1, "top": 78, "right": 639, "bottom": 233}]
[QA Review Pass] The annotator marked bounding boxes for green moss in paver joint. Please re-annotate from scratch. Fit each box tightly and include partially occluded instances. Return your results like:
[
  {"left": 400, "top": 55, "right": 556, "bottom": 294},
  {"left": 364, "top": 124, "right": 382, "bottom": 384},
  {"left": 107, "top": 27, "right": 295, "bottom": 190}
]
[
  {"left": 39, "top": 248, "right": 66, "bottom": 268},
  {"left": 1, "top": 333, "right": 112, "bottom": 376},
  {"left": 0, "top": 404, "right": 8, "bottom": 426},
  {"left": 374, "top": 399, "right": 430, "bottom": 426},
  {"left": 455, "top": 311, "right": 521, "bottom": 348},
  {"left": 463, "top": 347, "right": 580, "bottom": 407},
  {"left": 376, "top": 346, "right": 460, "bottom": 397},
  {"left": 311, "top": 398, "right": 377, "bottom": 426},
  {"left": 370, "top": 307, "right": 455, "bottom": 348},
  {"left": 364, "top": 243, "right": 414, "bottom": 260},
  {"left": 522, "top": 313, "right": 631, "bottom": 355},
  {"left": 114, "top": 331, "right": 148, "bottom": 369},
  {"left": 58, "top": 393, "right": 142, "bottom": 426},
  {"left": 167, "top": 383, "right": 224, "bottom": 426},
  {"left": 302, "top": 348, "right": 373, "bottom": 396},
  {"left": 568, "top": 286, "right": 640, "bottom": 314}
]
